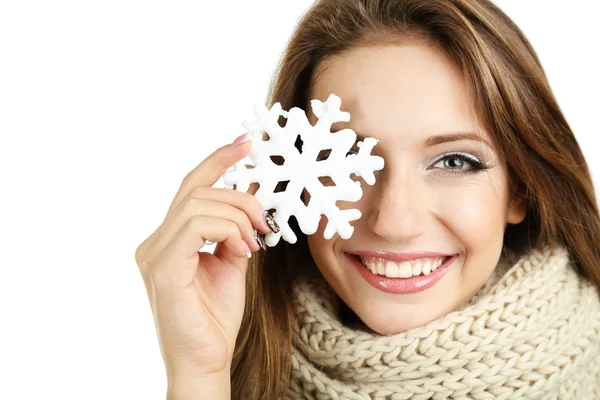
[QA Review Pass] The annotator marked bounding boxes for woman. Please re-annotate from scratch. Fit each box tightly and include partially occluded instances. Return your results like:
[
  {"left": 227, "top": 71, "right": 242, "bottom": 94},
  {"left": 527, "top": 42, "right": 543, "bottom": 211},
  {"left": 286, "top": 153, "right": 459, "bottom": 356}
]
[{"left": 135, "top": 0, "right": 600, "bottom": 398}]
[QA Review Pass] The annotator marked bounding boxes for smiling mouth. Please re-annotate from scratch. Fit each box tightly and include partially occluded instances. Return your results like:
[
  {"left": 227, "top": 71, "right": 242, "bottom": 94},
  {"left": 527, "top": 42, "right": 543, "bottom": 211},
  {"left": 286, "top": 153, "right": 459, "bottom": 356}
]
[{"left": 348, "top": 253, "right": 452, "bottom": 278}]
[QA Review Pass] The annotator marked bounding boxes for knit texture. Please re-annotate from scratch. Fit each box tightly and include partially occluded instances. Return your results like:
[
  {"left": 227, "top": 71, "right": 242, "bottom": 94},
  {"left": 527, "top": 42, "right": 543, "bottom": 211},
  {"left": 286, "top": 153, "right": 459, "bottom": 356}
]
[{"left": 284, "top": 244, "right": 600, "bottom": 399}]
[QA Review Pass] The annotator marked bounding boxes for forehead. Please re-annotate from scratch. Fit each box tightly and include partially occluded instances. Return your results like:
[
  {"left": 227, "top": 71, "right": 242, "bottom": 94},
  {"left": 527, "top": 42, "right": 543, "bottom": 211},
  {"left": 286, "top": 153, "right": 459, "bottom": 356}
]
[{"left": 307, "top": 43, "right": 484, "bottom": 142}]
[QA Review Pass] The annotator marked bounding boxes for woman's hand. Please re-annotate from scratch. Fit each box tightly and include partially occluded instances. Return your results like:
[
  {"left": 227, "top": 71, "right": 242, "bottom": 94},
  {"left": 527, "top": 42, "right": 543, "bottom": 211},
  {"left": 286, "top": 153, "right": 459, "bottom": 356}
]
[{"left": 135, "top": 134, "right": 272, "bottom": 381}]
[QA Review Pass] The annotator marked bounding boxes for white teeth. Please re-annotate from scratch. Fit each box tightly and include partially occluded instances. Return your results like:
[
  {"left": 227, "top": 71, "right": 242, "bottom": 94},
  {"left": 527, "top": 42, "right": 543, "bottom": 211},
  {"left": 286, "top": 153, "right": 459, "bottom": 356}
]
[
  {"left": 422, "top": 259, "right": 432, "bottom": 275},
  {"left": 412, "top": 262, "right": 422, "bottom": 276},
  {"left": 377, "top": 262, "right": 385, "bottom": 275},
  {"left": 398, "top": 261, "right": 412, "bottom": 278},
  {"left": 385, "top": 261, "right": 399, "bottom": 278},
  {"left": 361, "top": 256, "right": 448, "bottom": 278}
]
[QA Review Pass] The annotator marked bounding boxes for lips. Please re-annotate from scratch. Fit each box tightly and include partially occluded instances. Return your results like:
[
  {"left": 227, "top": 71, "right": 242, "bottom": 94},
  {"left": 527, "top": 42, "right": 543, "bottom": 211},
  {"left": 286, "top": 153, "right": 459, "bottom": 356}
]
[
  {"left": 352, "top": 253, "right": 451, "bottom": 264},
  {"left": 345, "top": 252, "right": 459, "bottom": 294},
  {"left": 349, "top": 253, "right": 451, "bottom": 275},
  {"left": 347, "top": 249, "right": 455, "bottom": 263}
]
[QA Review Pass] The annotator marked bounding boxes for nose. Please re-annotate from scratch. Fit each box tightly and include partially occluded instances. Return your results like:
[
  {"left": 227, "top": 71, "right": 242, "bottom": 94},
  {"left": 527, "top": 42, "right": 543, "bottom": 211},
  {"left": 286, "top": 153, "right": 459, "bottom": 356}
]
[{"left": 365, "top": 166, "right": 430, "bottom": 243}]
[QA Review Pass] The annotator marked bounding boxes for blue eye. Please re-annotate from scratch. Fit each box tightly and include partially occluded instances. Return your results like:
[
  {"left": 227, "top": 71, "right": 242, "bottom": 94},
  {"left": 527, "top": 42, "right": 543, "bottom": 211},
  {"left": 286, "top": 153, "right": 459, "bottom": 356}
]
[{"left": 430, "top": 151, "right": 491, "bottom": 175}]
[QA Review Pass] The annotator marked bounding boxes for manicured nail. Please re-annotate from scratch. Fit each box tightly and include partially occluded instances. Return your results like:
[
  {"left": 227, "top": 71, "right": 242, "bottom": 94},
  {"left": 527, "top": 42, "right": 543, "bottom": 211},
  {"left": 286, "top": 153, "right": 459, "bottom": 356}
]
[
  {"left": 233, "top": 133, "right": 250, "bottom": 146},
  {"left": 263, "top": 210, "right": 280, "bottom": 233},
  {"left": 254, "top": 229, "right": 267, "bottom": 251},
  {"left": 242, "top": 240, "right": 252, "bottom": 258}
]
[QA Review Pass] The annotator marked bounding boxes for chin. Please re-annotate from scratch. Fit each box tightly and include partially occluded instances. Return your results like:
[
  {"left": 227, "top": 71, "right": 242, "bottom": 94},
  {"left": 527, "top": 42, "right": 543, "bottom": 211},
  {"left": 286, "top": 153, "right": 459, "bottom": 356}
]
[
  {"left": 337, "top": 272, "right": 466, "bottom": 335},
  {"left": 371, "top": 311, "right": 442, "bottom": 335},
  {"left": 344, "top": 300, "right": 446, "bottom": 335}
]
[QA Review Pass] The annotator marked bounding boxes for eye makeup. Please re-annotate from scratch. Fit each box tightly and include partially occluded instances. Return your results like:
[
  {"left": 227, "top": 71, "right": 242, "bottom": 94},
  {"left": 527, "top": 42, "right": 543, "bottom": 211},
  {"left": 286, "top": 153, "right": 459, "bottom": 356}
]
[
  {"left": 428, "top": 148, "right": 494, "bottom": 177},
  {"left": 329, "top": 129, "right": 495, "bottom": 177}
]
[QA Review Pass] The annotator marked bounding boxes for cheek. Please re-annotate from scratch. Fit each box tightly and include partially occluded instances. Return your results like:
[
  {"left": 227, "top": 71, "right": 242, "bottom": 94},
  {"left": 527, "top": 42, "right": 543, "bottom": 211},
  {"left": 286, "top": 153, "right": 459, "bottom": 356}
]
[{"left": 441, "top": 182, "right": 507, "bottom": 247}]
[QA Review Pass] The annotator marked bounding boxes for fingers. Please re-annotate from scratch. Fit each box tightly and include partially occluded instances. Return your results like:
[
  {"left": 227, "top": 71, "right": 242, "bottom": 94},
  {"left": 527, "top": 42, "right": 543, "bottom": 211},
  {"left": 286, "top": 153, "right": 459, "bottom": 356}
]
[
  {"left": 150, "top": 216, "right": 247, "bottom": 288},
  {"left": 166, "top": 134, "right": 252, "bottom": 219},
  {"left": 146, "top": 198, "right": 260, "bottom": 266},
  {"left": 169, "top": 186, "right": 272, "bottom": 234},
  {"left": 189, "top": 133, "right": 251, "bottom": 187}
]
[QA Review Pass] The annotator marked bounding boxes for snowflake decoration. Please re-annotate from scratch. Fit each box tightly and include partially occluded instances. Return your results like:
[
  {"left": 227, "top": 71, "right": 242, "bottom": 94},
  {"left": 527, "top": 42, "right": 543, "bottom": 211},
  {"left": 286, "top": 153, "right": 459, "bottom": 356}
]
[{"left": 223, "top": 93, "right": 384, "bottom": 246}]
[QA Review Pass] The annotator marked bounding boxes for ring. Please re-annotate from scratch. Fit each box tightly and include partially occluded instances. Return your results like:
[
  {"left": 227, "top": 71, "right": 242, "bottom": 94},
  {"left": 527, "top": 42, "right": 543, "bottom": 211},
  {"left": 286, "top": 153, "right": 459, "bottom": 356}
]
[{"left": 204, "top": 241, "right": 215, "bottom": 245}]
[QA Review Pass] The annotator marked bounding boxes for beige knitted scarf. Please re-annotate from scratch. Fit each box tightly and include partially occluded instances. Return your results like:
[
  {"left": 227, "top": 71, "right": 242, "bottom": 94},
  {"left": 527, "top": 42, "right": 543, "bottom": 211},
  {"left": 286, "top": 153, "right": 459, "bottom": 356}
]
[{"left": 285, "top": 244, "right": 600, "bottom": 399}]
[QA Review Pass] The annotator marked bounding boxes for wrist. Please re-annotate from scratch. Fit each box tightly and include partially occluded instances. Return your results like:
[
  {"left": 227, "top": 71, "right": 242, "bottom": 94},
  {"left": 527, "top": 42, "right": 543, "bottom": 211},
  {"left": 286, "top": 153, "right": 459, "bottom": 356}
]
[{"left": 167, "top": 369, "right": 231, "bottom": 400}]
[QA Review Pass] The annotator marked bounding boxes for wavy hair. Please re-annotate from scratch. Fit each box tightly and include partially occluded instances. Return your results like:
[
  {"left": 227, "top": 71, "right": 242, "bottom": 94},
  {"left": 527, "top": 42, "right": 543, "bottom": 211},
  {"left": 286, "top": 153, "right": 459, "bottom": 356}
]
[{"left": 230, "top": 0, "right": 600, "bottom": 398}]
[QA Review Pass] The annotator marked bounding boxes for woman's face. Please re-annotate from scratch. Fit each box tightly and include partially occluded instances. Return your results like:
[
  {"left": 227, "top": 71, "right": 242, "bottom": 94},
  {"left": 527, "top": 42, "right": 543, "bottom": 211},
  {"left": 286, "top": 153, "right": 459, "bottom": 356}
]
[{"left": 306, "top": 42, "right": 526, "bottom": 335}]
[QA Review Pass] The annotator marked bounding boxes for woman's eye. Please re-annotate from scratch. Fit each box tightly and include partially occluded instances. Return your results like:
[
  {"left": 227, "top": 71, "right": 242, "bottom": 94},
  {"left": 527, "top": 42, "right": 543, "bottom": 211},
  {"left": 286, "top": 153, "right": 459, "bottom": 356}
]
[
  {"left": 440, "top": 155, "right": 470, "bottom": 170},
  {"left": 431, "top": 152, "right": 489, "bottom": 175}
]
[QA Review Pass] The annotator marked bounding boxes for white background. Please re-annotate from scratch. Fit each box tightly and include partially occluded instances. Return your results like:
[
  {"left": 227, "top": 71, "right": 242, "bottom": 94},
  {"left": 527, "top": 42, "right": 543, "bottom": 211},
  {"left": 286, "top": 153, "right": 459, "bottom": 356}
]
[{"left": 1, "top": 1, "right": 598, "bottom": 398}]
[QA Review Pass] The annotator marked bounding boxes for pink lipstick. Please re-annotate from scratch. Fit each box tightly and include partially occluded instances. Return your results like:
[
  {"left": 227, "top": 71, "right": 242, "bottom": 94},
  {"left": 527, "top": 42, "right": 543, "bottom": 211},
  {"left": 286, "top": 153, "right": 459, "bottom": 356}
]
[{"left": 346, "top": 252, "right": 457, "bottom": 294}]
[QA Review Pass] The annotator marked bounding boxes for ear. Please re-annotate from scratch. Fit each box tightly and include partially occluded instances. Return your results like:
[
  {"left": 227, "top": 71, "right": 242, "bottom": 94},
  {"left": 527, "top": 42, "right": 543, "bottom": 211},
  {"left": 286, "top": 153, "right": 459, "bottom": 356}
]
[{"left": 507, "top": 192, "right": 527, "bottom": 225}]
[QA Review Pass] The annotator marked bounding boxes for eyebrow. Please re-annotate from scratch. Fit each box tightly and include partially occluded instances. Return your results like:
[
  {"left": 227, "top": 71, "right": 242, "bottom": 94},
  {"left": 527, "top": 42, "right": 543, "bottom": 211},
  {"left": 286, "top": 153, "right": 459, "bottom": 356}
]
[
  {"left": 332, "top": 127, "right": 493, "bottom": 150},
  {"left": 425, "top": 132, "right": 493, "bottom": 149}
]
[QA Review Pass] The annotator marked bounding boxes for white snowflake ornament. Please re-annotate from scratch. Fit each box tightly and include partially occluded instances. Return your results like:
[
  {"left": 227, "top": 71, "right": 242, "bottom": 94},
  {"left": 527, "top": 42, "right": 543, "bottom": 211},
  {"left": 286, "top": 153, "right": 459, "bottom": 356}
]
[{"left": 223, "top": 93, "right": 384, "bottom": 246}]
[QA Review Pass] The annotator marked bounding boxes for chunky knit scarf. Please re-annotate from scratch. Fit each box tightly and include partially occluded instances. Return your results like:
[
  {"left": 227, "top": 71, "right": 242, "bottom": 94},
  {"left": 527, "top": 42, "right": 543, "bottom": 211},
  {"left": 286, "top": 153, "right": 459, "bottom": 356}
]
[{"left": 285, "top": 244, "right": 600, "bottom": 399}]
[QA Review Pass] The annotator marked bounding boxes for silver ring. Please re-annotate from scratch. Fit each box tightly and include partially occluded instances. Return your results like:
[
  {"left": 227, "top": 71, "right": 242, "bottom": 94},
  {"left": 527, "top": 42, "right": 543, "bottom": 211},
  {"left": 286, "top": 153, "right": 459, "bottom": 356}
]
[{"left": 204, "top": 241, "right": 215, "bottom": 245}]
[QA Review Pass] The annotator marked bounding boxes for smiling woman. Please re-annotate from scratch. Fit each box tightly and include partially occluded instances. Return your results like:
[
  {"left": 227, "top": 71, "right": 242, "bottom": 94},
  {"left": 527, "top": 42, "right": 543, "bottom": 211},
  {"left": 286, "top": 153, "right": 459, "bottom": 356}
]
[
  {"left": 228, "top": 0, "right": 600, "bottom": 398},
  {"left": 134, "top": 0, "right": 600, "bottom": 398},
  {"left": 304, "top": 42, "right": 526, "bottom": 335}
]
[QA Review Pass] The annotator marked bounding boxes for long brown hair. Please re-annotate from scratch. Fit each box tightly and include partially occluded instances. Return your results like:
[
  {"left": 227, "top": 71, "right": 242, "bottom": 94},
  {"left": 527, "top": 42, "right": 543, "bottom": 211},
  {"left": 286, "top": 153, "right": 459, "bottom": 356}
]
[{"left": 230, "top": 0, "right": 600, "bottom": 398}]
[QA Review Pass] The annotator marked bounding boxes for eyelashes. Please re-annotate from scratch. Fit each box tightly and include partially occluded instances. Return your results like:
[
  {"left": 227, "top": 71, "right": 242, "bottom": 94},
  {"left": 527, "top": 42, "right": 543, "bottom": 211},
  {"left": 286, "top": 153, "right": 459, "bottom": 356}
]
[
  {"left": 322, "top": 144, "right": 493, "bottom": 177},
  {"left": 429, "top": 151, "right": 493, "bottom": 176}
]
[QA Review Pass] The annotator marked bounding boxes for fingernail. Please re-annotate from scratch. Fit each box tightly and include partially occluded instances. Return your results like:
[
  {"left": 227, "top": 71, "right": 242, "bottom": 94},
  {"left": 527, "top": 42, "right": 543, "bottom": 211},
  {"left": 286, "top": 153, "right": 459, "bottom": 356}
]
[
  {"left": 242, "top": 240, "right": 252, "bottom": 258},
  {"left": 263, "top": 210, "right": 280, "bottom": 233},
  {"left": 233, "top": 133, "right": 250, "bottom": 146},
  {"left": 254, "top": 229, "right": 267, "bottom": 251}
]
